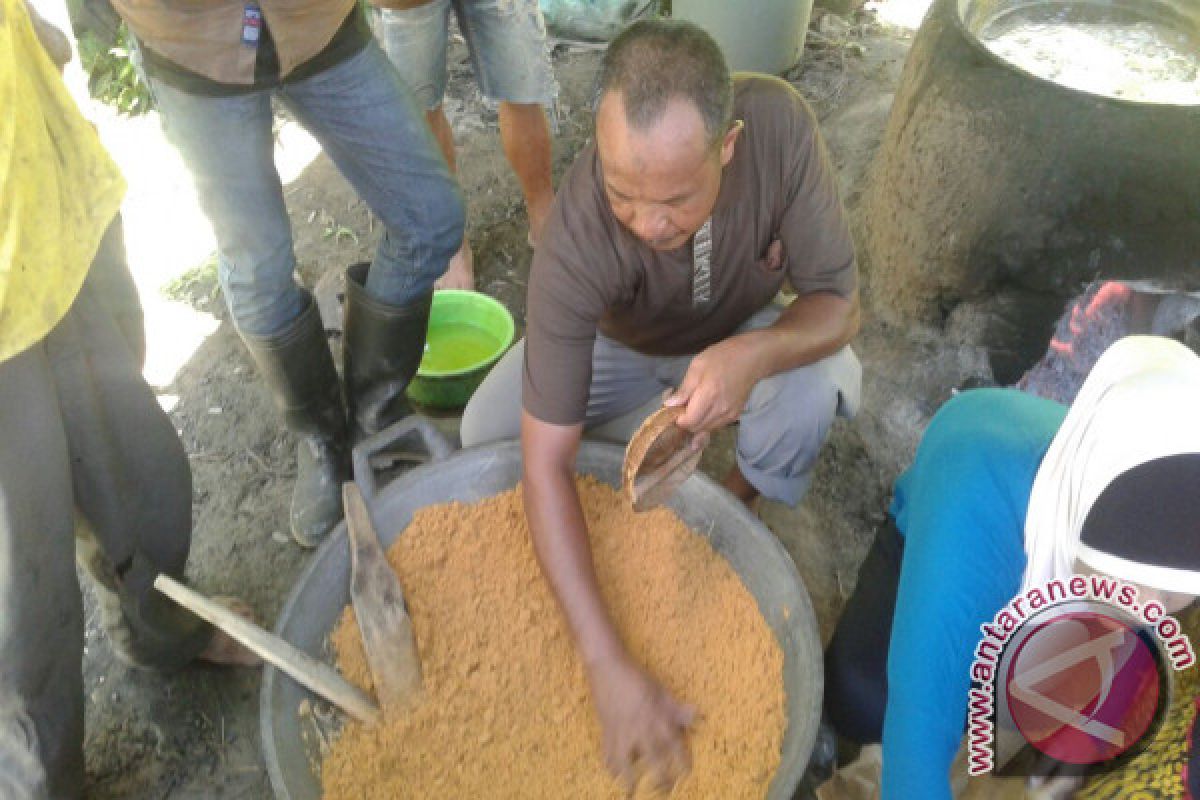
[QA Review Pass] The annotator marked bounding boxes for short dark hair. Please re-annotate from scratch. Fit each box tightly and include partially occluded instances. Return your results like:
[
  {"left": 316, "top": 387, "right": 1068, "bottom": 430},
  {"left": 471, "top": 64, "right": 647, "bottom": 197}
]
[{"left": 598, "top": 18, "right": 733, "bottom": 147}]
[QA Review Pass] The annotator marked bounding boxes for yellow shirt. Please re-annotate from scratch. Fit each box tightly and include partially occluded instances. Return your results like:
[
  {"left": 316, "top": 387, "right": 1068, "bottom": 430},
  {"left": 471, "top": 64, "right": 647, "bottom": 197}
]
[{"left": 0, "top": 0, "right": 126, "bottom": 363}]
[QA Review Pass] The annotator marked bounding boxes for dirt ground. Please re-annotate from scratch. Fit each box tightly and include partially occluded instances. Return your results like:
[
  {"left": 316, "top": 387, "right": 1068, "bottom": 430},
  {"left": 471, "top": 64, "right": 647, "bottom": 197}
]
[{"left": 54, "top": 3, "right": 997, "bottom": 797}]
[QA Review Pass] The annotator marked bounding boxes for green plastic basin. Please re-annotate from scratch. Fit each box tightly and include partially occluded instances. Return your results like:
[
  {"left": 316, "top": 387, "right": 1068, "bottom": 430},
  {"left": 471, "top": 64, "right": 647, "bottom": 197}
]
[{"left": 405, "top": 290, "right": 515, "bottom": 410}]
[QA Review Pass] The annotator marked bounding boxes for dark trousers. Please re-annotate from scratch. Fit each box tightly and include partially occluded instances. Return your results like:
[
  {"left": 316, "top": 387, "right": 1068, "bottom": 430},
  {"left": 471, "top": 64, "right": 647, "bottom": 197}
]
[
  {"left": 824, "top": 516, "right": 905, "bottom": 746},
  {"left": 0, "top": 221, "right": 210, "bottom": 799}
]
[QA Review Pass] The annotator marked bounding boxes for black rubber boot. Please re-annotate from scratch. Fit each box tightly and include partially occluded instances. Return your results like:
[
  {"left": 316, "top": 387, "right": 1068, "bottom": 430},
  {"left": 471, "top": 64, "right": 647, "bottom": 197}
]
[
  {"left": 343, "top": 263, "right": 433, "bottom": 439},
  {"left": 240, "top": 295, "right": 348, "bottom": 547}
]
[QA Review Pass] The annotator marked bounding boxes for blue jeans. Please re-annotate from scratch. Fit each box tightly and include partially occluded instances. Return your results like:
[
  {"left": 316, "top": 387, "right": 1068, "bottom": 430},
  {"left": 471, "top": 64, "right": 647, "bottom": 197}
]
[{"left": 149, "top": 43, "right": 465, "bottom": 336}]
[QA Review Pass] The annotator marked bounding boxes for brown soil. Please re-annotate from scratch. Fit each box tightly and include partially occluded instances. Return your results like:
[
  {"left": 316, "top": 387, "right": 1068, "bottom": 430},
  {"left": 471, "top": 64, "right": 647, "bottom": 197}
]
[{"left": 324, "top": 477, "right": 785, "bottom": 800}]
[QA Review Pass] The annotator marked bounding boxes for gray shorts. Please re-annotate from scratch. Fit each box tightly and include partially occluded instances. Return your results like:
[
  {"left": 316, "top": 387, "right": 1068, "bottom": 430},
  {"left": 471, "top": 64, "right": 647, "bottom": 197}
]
[{"left": 375, "top": 0, "right": 558, "bottom": 110}]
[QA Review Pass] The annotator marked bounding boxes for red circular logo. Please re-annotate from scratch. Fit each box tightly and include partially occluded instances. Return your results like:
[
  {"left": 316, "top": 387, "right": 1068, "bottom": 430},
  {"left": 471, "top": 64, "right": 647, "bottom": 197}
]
[{"left": 1005, "top": 611, "right": 1161, "bottom": 765}]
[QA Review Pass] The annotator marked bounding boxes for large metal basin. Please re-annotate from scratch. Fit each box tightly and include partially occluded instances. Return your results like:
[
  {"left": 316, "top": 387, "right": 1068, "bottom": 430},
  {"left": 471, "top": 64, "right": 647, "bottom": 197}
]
[{"left": 260, "top": 437, "right": 823, "bottom": 799}]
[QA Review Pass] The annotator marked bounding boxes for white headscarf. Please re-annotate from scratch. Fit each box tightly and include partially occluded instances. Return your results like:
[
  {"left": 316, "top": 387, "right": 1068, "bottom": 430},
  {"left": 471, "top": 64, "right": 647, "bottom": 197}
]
[{"left": 1021, "top": 336, "right": 1200, "bottom": 594}]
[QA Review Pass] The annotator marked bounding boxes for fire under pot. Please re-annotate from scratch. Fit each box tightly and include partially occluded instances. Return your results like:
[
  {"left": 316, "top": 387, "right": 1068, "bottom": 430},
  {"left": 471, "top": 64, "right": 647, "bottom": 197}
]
[{"left": 860, "top": 0, "right": 1200, "bottom": 382}]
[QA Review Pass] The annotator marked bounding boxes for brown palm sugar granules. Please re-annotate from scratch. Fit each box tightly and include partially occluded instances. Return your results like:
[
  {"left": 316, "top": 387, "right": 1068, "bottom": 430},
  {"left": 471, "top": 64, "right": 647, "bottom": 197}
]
[{"left": 323, "top": 477, "right": 785, "bottom": 799}]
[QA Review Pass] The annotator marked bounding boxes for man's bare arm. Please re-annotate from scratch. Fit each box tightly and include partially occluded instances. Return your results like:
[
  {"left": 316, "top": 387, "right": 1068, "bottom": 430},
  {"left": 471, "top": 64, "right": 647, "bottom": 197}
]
[
  {"left": 520, "top": 410, "right": 623, "bottom": 666},
  {"left": 751, "top": 288, "right": 861, "bottom": 375},
  {"left": 521, "top": 410, "right": 694, "bottom": 789}
]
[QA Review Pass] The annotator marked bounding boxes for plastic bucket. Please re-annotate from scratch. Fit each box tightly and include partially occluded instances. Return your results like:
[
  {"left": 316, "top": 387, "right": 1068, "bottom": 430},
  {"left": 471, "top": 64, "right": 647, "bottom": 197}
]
[
  {"left": 672, "top": 0, "right": 814, "bottom": 75},
  {"left": 405, "top": 290, "right": 515, "bottom": 410}
]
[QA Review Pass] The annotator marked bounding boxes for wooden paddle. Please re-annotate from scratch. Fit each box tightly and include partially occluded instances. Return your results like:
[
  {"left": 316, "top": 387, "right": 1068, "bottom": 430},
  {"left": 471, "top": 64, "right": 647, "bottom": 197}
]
[
  {"left": 153, "top": 574, "right": 380, "bottom": 724},
  {"left": 342, "top": 482, "right": 422, "bottom": 713}
]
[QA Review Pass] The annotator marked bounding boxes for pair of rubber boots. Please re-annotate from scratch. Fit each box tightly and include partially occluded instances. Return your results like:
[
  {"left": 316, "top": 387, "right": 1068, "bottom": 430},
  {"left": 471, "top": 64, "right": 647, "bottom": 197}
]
[{"left": 240, "top": 264, "right": 429, "bottom": 547}]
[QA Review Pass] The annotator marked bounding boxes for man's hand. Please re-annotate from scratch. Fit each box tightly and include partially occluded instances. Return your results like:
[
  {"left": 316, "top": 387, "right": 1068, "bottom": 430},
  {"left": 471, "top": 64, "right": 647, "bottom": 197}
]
[
  {"left": 665, "top": 334, "right": 764, "bottom": 433},
  {"left": 666, "top": 289, "right": 861, "bottom": 435},
  {"left": 589, "top": 655, "right": 696, "bottom": 793}
]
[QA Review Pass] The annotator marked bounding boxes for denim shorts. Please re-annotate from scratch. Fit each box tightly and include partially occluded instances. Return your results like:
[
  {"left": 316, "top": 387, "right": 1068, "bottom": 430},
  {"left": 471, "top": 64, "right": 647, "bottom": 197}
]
[{"left": 375, "top": 0, "right": 557, "bottom": 109}]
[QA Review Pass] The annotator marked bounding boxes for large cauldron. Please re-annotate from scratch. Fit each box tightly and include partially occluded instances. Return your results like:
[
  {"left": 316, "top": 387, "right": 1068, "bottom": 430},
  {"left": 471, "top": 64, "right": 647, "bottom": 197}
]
[
  {"left": 260, "top": 421, "right": 823, "bottom": 799},
  {"left": 861, "top": 0, "right": 1200, "bottom": 377}
]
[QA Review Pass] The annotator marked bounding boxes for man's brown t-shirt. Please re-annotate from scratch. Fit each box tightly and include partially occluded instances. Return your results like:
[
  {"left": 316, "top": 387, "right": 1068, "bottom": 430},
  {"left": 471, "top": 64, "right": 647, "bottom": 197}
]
[{"left": 523, "top": 74, "right": 856, "bottom": 426}]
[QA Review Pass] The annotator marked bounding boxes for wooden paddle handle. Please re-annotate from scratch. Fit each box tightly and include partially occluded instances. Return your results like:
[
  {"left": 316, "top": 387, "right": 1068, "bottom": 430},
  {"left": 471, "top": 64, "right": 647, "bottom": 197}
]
[
  {"left": 154, "top": 574, "right": 381, "bottom": 725},
  {"left": 344, "top": 482, "right": 385, "bottom": 583},
  {"left": 342, "top": 482, "right": 422, "bottom": 709}
]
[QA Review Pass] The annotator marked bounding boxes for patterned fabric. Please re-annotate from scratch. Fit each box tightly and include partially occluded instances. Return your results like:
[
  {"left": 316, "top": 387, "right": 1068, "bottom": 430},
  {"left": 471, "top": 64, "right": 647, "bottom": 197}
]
[{"left": 1076, "top": 607, "right": 1200, "bottom": 799}]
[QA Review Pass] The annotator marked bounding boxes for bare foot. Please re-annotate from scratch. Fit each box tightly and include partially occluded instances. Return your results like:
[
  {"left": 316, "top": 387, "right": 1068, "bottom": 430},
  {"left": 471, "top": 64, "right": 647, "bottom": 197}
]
[
  {"left": 199, "top": 597, "right": 263, "bottom": 667},
  {"left": 435, "top": 241, "right": 474, "bottom": 290}
]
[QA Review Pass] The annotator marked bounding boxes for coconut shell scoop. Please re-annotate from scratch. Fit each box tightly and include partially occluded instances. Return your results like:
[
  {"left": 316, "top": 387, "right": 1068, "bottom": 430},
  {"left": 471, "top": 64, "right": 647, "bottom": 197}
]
[{"left": 622, "top": 406, "right": 709, "bottom": 512}]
